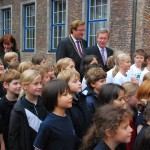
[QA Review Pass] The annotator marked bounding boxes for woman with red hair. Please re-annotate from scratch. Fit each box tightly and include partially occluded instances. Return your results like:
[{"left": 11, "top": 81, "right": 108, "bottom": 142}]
[{"left": 0, "top": 34, "right": 21, "bottom": 68}]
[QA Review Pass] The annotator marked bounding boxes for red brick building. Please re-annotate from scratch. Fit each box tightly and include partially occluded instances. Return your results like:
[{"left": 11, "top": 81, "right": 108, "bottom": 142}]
[{"left": 0, "top": 0, "right": 149, "bottom": 64}]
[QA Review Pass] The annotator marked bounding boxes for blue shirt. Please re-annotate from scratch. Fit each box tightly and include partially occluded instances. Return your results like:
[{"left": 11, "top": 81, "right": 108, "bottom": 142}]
[{"left": 34, "top": 113, "right": 76, "bottom": 150}]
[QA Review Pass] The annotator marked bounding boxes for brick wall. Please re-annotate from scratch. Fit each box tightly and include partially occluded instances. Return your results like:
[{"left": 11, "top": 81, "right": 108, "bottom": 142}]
[{"left": 109, "top": 0, "right": 133, "bottom": 53}]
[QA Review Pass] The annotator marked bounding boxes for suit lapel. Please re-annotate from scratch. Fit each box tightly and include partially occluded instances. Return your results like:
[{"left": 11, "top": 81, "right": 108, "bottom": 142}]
[
  {"left": 68, "top": 35, "right": 84, "bottom": 58},
  {"left": 95, "top": 45, "right": 105, "bottom": 66}
]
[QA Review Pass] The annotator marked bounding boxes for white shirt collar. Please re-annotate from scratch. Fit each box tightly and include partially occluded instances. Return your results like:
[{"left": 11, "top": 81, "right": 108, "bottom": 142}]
[{"left": 71, "top": 34, "right": 78, "bottom": 43}]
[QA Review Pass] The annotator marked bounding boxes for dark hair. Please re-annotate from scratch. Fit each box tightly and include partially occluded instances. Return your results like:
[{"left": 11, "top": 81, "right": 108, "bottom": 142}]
[
  {"left": 134, "top": 49, "right": 146, "bottom": 57},
  {"left": 137, "top": 126, "right": 150, "bottom": 150},
  {"left": 141, "top": 50, "right": 150, "bottom": 69},
  {"left": 42, "top": 79, "right": 68, "bottom": 112},
  {"left": 0, "top": 34, "right": 18, "bottom": 53},
  {"left": 81, "top": 104, "right": 132, "bottom": 150},
  {"left": 80, "top": 55, "right": 98, "bottom": 76},
  {"left": 31, "top": 55, "right": 46, "bottom": 65},
  {"left": 98, "top": 83, "right": 125, "bottom": 105}
]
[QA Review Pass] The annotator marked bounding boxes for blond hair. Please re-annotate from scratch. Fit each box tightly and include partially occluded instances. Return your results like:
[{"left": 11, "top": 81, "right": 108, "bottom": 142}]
[
  {"left": 57, "top": 69, "right": 80, "bottom": 83},
  {"left": 20, "top": 69, "right": 41, "bottom": 85},
  {"left": 69, "top": 20, "right": 85, "bottom": 34},
  {"left": 56, "top": 57, "right": 75, "bottom": 74},
  {"left": 1, "top": 69, "right": 20, "bottom": 83},
  {"left": 4, "top": 52, "right": 18, "bottom": 63},
  {"left": 143, "top": 72, "right": 150, "bottom": 82},
  {"left": 17, "top": 61, "right": 32, "bottom": 73},
  {"left": 112, "top": 52, "right": 130, "bottom": 77},
  {"left": 122, "top": 82, "right": 138, "bottom": 97}
]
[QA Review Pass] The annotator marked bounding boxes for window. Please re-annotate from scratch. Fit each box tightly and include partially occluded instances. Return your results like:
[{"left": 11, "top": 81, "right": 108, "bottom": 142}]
[
  {"left": 2, "top": 8, "right": 11, "bottom": 35},
  {"left": 51, "top": 0, "right": 66, "bottom": 51},
  {"left": 24, "top": 4, "right": 35, "bottom": 52},
  {"left": 87, "top": 0, "right": 109, "bottom": 46}
]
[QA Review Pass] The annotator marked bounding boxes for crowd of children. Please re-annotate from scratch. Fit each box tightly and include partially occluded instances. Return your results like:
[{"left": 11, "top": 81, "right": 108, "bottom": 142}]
[{"left": 0, "top": 34, "right": 150, "bottom": 150}]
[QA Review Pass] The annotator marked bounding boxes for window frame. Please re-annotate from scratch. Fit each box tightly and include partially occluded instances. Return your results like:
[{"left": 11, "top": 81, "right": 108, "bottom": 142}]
[
  {"left": 23, "top": 3, "right": 35, "bottom": 52},
  {"left": 50, "top": 0, "right": 66, "bottom": 52},
  {"left": 86, "top": 0, "right": 109, "bottom": 46},
  {"left": 2, "top": 8, "right": 11, "bottom": 35}
]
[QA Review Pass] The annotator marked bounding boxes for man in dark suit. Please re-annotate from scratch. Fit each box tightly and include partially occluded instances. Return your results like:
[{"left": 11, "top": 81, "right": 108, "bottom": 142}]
[
  {"left": 82, "top": 28, "right": 113, "bottom": 72},
  {"left": 56, "top": 20, "right": 87, "bottom": 73}
]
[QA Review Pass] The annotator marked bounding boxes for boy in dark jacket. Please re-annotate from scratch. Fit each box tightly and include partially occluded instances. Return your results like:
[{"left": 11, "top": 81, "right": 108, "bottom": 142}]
[{"left": 0, "top": 69, "right": 21, "bottom": 149}]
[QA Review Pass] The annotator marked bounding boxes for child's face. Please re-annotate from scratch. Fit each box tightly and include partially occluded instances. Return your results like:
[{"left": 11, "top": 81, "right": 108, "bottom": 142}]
[
  {"left": 134, "top": 54, "right": 144, "bottom": 67},
  {"left": 113, "top": 90, "right": 126, "bottom": 109},
  {"left": 120, "top": 56, "right": 131, "bottom": 71},
  {"left": 0, "top": 63, "right": 4, "bottom": 75},
  {"left": 68, "top": 75, "right": 82, "bottom": 93},
  {"left": 10, "top": 56, "right": 18, "bottom": 63},
  {"left": 24, "top": 76, "right": 42, "bottom": 96},
  {"left": 113, "top": 118, "right": 132, "bottom": 144},
  {"left": 4, "top": 79, "right": 21, "bottom": 95},
  {"left": 91, "top": 79, "right": 106, "bottom": 94},
  {"left": 40, "top": 58, "right": 46, "bottom": 65},
  {"left": 126, "top": 93, "right": 138, "bottom": 107},
  {"left": 65, "top": 61, "right": 75, "bottom": 70},
  {"left": 57, "top": 90, "right": 73, "bottom": 109},
  {"left": 48, "top": 70, "right": 55, "bottom": 79},
  {"left": 42, "top": 72, "right": 50, "bottom": 86}
]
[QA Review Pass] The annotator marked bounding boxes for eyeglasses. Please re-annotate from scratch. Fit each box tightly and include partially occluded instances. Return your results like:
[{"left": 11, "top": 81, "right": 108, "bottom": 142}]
[{"left": 76, "top": 29, "right": 86, "bottom": 32}]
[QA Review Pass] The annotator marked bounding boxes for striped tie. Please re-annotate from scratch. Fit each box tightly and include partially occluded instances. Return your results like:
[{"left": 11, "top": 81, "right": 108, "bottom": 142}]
[{"left": 101, "top": 48, "right": 106, "bottom": 65}]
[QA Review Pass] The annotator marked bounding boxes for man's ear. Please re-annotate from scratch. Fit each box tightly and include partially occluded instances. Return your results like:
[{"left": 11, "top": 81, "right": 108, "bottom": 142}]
[{"left": 3, "top": 82, "right": 9, "bottom": 89}]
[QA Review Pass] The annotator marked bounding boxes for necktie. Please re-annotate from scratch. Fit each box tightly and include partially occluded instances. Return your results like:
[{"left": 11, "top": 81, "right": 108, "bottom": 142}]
[
  {"left": 76, "top": 41, "right": 82, "bottom": 57},
  {"left": 101, "top": 48, "right": 106, "bottom": 65}
]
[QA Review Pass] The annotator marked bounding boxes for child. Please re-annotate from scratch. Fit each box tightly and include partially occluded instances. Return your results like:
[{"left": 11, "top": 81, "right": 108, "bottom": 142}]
[
  {"left": 134, "top": 101, "right": 150, "bottom": 150},
  {"left": 57, "top": 69, "right": 90, "bottom": 148},
  {"left": 31, "top": 65, "right": 50, "bottom": 86},
  {"left": 143, "top": 72, "right": 150, "bottom": 81},
  {"left": 82, "top": 67, "right": 106, "bottom": 116},
  {"left": 56, "top": 57, "right": 75, "bottom": 74},
  {"left": 122, "top": 82, "right": 139, "bottom": 150},
  {"left": 0, "top": 69, "right": 21, "bottom": 149},
  {"left": 0, "top": 60, "right": 5, "bottom": 98},
  {"left": 135, "top": 80, "right": 150, "bottom": 132},
  {"left": 31, "top": 54, "right": 46, "bottom": 65},
  {"left": 128, "top": 49, "right": 145, "bottom": 82},
  {"left": 98, "top": 83, "right": 126, "bottom": 109},
  {"left": 34, "top": 79, "right": 76, "bottom": 150},
  {"left": 81, "top": 55, "right": 99, "bottom": 90},
  {"left": 139, "top": 51, "right": 150, "bottom": 84},
  {"left": 4, "top": 52, "right": 18, "bottom": 65},
  {"left": 106, "top": 51, "right": 124, "bottom": 83},
  {"left": 17, "top": 61, "right": 32, "bottom": 74},
  {"left": 8, "top": 60, "right": 20, "bottom": 70},
  {"left": 81, "top": 104, "right": 133, "bottom": 150},
  {"left": 8, "top": 69, "right": 47, "bottom": 150},
  {"left": 80, "top": 55, "right": 98, "bottom": 77},
  {"left": 47, "top": 64, "right": 56, "bottom": 79},
  {"left": 0, "top": 114, "right": 5, "bottom": 150},
  {"left": 136, "top": 126, "right": 150, "bottom": 150}
]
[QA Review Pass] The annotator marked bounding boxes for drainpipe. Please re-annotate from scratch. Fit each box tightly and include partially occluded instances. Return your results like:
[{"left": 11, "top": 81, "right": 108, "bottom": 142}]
[{"left": 131, "top": 0, "right": 138, "bottom": 63}]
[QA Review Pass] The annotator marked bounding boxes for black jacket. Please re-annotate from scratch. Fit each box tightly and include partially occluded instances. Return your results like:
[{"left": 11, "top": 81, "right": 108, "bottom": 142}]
[
  {"left": 82, "top": 45, "right": 113, "bottom": 72},
  {"left": 66, "top": 94, "right": 90, "bottom": 139},
  {"left": 8, "top": 96, "right": 47, "bottom": 150},
  {"left": 56, "top": 35, "right": 87, "bottom": 73},
  {"left": 81, "top": 86, "right": 99, "bottom": 117}
]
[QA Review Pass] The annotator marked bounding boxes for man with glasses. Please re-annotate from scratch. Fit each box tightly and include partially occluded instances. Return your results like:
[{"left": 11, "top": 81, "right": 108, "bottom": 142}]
[{"left": 56, "top": 20, "right": 87, "bottom": 74}]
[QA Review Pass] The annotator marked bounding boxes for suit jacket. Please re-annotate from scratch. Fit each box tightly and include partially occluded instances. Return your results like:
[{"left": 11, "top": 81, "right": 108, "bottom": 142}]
[
  {"left": 56, "top": 35, "right": 87, "bottom": 73},
  {"left": 82, "top": 45, "right": 113, "bottom": 72}
]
